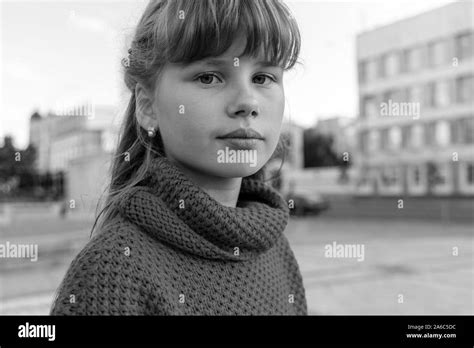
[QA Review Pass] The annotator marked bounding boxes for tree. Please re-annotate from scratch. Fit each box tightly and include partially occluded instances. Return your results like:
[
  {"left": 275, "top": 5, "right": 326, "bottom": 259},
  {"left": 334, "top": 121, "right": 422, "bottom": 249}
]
[
  {"left": 0, "top": 136, "right": 17, "bottom": 179},
  {"left": 426, "top": 161, "right": 443, "bottom": 195},
  {"left": 303, "top": 130, "right": 340, "bottom": 168},
  {"left": 0, "top": 136, "right": 38, "bottom": 196}
]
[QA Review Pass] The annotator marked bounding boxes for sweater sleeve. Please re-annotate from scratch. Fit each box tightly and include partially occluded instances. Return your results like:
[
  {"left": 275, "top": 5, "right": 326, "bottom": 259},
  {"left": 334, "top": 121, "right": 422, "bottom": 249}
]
[
  {"left": 50, "top": 233, "right": 148, "bottom": 316},
  {"left": 281, "top": 235, "right": 308, "bottom": 315}
]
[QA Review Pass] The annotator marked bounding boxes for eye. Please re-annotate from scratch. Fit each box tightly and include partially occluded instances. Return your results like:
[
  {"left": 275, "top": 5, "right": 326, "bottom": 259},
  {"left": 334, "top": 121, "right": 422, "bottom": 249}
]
[
  {"left": 253, "top": 74, "right": 276, "bottom": 85},
  {"left": 195, "top": 73, "right": 222, "bottom": 85}
]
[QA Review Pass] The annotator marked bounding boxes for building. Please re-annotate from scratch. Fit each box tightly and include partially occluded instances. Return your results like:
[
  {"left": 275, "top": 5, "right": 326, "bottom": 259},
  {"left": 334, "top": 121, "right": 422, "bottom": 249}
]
[
  {"left": 29, "top": 104, "right": 118, "bottom": 173},
  {"left": 356, "top": 1, "right": 474, "bottom": 197},
  {"left": 28, "top": 104, "right": 120, "bottom": 214},
  {"left": 29, "top": 111, "right": 59, "bottom": 174}
]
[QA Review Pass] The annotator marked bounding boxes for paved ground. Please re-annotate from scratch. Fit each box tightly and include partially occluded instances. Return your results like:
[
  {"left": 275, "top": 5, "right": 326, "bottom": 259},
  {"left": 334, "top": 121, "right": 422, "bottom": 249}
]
[
  {"left": 286, "top": 217, "right": 473, "bottom": 315},
  {"left": 0, "top": 219, "right": 92, "bottom": 315},
  {"left": 1, "top": 215, "right": 472, "bottom": 315}
]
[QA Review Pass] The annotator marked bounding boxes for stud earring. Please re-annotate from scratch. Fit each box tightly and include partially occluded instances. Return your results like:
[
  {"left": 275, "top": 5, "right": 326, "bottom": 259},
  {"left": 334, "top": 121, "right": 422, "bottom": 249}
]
[{"left": 147, "top": 127, "right": 156, "bottom": 138}]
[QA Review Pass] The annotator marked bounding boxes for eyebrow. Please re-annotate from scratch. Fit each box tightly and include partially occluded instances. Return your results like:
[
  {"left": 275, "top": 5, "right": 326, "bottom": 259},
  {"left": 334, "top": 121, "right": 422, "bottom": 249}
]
[{"left": 192, "top": 58, "right": 280, "bottom": 68}]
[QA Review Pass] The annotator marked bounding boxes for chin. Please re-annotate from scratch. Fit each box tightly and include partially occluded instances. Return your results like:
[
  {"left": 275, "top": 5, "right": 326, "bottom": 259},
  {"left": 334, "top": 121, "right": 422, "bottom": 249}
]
[{"left": 211, "top": 164, "right": 263, "bottom": 178}]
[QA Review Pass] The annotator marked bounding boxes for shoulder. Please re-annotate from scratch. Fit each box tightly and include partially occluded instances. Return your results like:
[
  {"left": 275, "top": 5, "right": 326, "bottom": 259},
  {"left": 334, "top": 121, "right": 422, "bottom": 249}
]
[
  {"left": 65, "top": 218, "right": 139, "bottom": 271},
  {"left": 70, "top": 214, "right": 168, "bottom": 277},
  {"left": 50, "top": 217, "right": 164, "bottom": 315}
]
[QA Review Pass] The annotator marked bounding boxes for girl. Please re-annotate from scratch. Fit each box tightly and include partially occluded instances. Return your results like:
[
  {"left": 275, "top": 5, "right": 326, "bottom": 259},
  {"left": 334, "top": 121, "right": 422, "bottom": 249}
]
[{"left": 51, "top": 0, "right": 307, "bottom": 315}]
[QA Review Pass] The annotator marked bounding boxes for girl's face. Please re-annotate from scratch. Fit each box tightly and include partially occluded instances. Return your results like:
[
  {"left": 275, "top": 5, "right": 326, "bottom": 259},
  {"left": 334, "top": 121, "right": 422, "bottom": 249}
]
[{"left": 151, "top": 36, "right": 285, "bottom": 178}]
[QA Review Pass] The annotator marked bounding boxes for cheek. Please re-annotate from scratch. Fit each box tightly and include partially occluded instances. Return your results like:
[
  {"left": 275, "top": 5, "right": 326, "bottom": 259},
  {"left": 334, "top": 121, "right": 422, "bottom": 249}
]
[
  {"left": 264, "top": 86, "right": 285, "bottom": 122},
  {"left": 265, "top": 90, "right": 285, "bottom": 143},
  {"left": 159, "top": 114, "right": 206, "bottom": 153},
  {"left": 274, "top": 97, "right": 285, "bottom": 126},
  {"left": 154, "top": 91, "right": 216, "bottom": 152}
]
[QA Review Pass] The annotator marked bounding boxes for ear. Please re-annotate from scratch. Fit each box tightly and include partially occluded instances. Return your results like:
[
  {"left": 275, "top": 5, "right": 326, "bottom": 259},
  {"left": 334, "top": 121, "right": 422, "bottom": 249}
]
[{"left": 135, "top": 83, "right": 159, "bottom": 131}]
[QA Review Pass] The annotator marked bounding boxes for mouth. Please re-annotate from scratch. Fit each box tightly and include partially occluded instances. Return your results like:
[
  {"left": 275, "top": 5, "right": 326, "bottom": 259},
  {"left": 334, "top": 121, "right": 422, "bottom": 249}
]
[
  {"left": 216, "top": 128, "right": 264, "bottom": 140},
  {"left": 216, "top": 138, "right": 262, "bottom": 150}
]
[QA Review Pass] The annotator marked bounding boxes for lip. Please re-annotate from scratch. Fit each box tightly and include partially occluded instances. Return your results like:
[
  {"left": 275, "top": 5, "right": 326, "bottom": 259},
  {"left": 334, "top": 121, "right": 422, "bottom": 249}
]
[
  {"left": 217, "top": 128, "right": 264, "bottom": 140},
  {"left": 217, "top": 138, "right": 262, "bottom": 149}
]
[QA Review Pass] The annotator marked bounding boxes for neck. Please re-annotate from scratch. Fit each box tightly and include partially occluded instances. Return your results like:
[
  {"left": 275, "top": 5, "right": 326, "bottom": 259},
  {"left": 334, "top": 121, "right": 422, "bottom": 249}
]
[{"left": 168, "top": 158, "right": 242, "bottom": 208}]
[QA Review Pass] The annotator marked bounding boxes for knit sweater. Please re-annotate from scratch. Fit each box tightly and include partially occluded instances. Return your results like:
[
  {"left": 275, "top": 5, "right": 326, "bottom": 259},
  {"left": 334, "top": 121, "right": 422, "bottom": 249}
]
[{"left": 50, "top": 156, "right": 307, "bottom": 315}]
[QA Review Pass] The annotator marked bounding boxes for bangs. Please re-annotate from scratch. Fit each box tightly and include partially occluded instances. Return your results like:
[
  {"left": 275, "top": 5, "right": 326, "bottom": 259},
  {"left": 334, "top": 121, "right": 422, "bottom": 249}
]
[{"left": 157, "top": 0, "right": 300, "bottom": 70}]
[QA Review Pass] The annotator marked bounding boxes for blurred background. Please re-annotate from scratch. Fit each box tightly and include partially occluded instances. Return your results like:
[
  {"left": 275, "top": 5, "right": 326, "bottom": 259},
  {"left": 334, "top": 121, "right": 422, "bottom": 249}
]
[{"left": 0, "top": 0, "right": 473, "bottom": 315}]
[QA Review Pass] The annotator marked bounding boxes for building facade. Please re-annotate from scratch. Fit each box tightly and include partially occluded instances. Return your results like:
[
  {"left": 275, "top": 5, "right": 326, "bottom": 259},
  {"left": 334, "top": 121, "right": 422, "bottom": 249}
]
[
  {"left": 29, "top": 104, "right": 118, "bottom": 174},
  {"left": 28, "top": 104, "right": 120, "bottom": 213},
  {"left": 356, "top": 1, "right": 474, "bottom": 196}
]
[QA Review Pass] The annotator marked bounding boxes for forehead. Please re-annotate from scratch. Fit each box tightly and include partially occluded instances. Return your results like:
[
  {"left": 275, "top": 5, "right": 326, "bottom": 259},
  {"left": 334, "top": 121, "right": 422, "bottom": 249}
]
[
  {"left": 177, "top": 35, "right": 279, "bottom": 68},
  {"left": 188, "top": 57, "right": 279, "bottom": 69},
  {"left": 162, "top": 35, "right": 284, "bottom": 78}
]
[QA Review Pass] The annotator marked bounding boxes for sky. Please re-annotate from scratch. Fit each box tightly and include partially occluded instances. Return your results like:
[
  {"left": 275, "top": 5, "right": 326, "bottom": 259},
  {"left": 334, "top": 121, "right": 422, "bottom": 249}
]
[{"left": 0, "top": 0, "right": 458, "bottom": 149}]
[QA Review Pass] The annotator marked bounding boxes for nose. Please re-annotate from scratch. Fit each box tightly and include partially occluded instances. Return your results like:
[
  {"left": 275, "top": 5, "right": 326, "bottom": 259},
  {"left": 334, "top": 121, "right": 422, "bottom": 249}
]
[{"left": 226, "top": 86, "right": 260, "bottom": 119}]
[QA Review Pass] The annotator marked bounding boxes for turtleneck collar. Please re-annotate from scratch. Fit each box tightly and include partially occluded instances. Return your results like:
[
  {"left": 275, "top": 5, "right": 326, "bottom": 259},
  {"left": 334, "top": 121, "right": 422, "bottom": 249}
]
[{"left": 117, "top": 156, "right": 289, "bottom": 261}]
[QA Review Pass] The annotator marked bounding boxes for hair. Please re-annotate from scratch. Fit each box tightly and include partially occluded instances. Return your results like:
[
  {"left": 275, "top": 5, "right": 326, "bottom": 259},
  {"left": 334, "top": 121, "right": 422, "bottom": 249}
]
[{"left": 91, "top": 0, "right": 301, "bottom": 236}]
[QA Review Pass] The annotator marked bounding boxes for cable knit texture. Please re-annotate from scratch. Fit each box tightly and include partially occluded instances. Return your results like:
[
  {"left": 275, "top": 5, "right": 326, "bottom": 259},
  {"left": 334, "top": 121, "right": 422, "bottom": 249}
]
[{"left": 50, "top": 156, "right": 308, "bottom": 315}]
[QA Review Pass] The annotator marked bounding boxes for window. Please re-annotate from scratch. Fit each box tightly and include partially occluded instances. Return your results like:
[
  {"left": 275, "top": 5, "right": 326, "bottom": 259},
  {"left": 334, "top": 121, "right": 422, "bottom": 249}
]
[
  {"left": 455, "top": 31, "right": 473, "bottom": 60},
  {"left": 412, "top": 124, "right": 424, "bottom": 148},
  {"left": 450, "top": 118, "right": 461, "bottom": 144},
  {"left": 381, "top": 166, "right": 399, "bottom": 187},
  {"left": 435, "top": 121, "right": 450, "bottom": 146},
  {"left": 358, "top": 60, "right": 367, "bottom": 84},
  {"left": 401, "top": 49, "right": 411, "bottom": 72},
  {"left": 357, "top": 166, "right": 374, "bottom": 188},
  {"left": 424, "top": 122, "right": 437, "bottom": 146},
  {"left": 386, "top": 52, "right": 400, "bottom": 76},
  {"left": 436, "top": 165, "right": 447, "bottom": 185},
  {"left": 425, "top": 82, "right": 436, "bottom": 108},
  {"left": 401, "top": 125, "right": 411, "bottom": 148},
  {"left": 400, "top": 87, "right": 411, "bottom": 102},
  {"left": 428, "top": 39, "right": 448, "bottom": 67},
  {"left": 409, "top": 85, "right": 424, "bottom": 106},
  {"left": 467, "top": 163, "right": 474, "bottom": 185},
  {"left": 408, "top": 165, "right": 424, "bottom": 188},
  {"left": 413, "top": 167, "right": 421, "bottom": 185},
  {"left": 382, "top": 89, "right": 404, "bottom": 104},
  {"left": 368, "top": 130, "right": 379, "bottom": 153},
  {"left": 367, "top": 59, "right": 378, "bottom": 82},
  {"left": 359, "top": 130, "right": 369, "bottom": 152},
  {"left": 433, "top": 80, "right": 451, "bottom": 107},
  {"left": 362, "top": 95, "right": 378, "bottom": 118},
  {"left": 428, "top": 162, "right": 449, "bottom": 188},
  {"left": 378, "top": 54, "right": 386, "bottom": 78},
  {"left": 382, "top": 90, "right": 394, "bottom": 104},
  {"left": 380, "top": 128, "right": 389, "bottom": 150},
  {"left": 402, "top": 46, "right": 424, "bottom": 72},
  {"left": 456, "top": 75, "right": 474, "bottom": 103},
  {"left": 413, "top": 46, "right": 425, "bottom": 70},
  {"left": 460, "top": 118, "right": 474, "bottom": 143},
  {"left": 425, "top": 80, "right": 451, "bottom": 108},
  {"left": 392, "top": 89, "right": 404, "bottom": 103},
  {"left": 449, "top": 118, "right": 473, "bottom": 144},
  {"left": 389, "top": 127, "right": 402, "bottom": 149}
]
